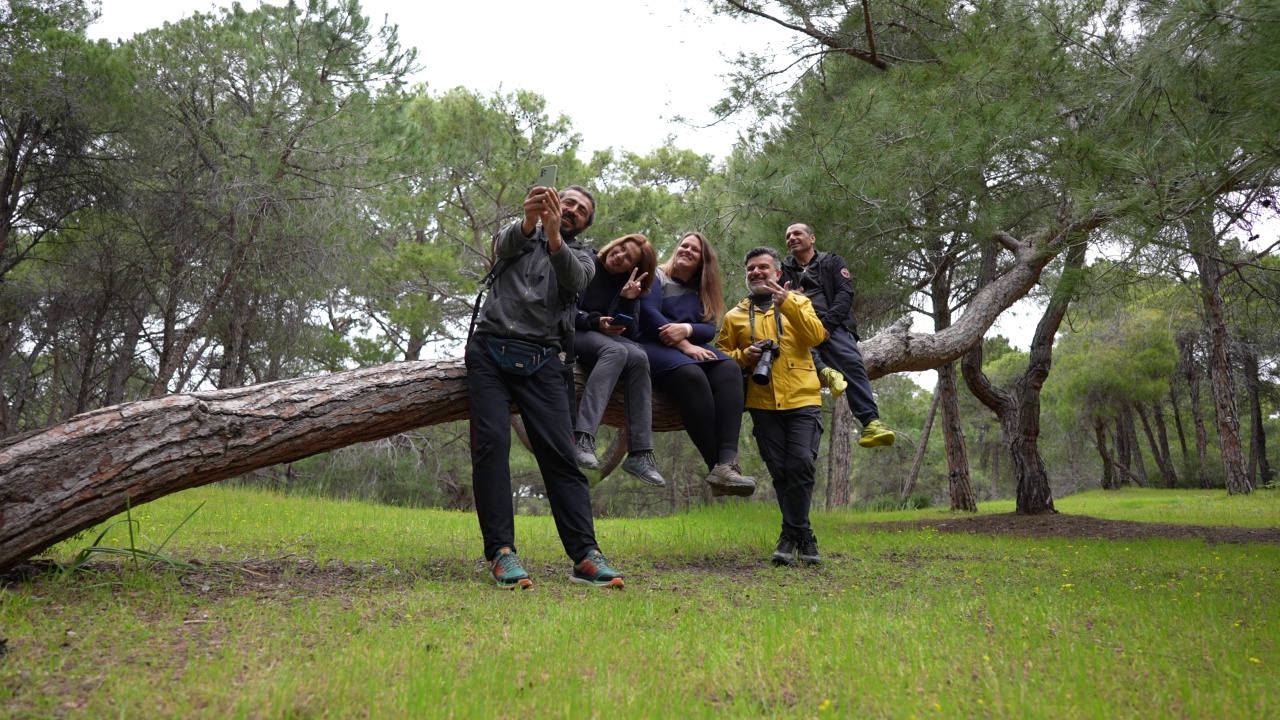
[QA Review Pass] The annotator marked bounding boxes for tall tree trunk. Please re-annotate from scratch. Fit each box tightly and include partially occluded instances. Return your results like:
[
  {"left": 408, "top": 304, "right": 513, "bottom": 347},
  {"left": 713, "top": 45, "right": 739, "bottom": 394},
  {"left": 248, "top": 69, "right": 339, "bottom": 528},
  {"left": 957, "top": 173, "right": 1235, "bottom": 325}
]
[
  {"left": 929, "top": 243, "right": 976, "bottom": 513},
  {"left": 901, "top": 381, "right": 940, "bottom": 502},
  {"left": 1169, "top": 384, "right": 1191, "bottom": 475},
  {"left": 1241, "top": 344, "right": 1273, "bottom": 486},
  {"left": 962, "top": 234, "right": 1088, "bottom": 515},
  {"left": 826, "top": 394, "right": 853, "bottom": 507},
  {"left": 1136, "top": 402, "right": 1177, "bottom": 487},
  {"left": 1122, "top": 403, "right": 1150, "bottom": 487},
  {"left": 938, "top": 363, "right": 976, "bottom": 511},
  {"left": 1151, "top": 400, "right": 1179, "bottom": 487},
  {"left": 1180, "top": 333, "right": 1212, "bottom": 487},
  {"left": 1186, "top": 213, "right": 1252, "bottom": 494},
  {"left": 1093, "top": 416, "right": 1114, "bottom": 490},
  {"left": 1113, "top": 419, "right": 1132, "bottom": 486}
]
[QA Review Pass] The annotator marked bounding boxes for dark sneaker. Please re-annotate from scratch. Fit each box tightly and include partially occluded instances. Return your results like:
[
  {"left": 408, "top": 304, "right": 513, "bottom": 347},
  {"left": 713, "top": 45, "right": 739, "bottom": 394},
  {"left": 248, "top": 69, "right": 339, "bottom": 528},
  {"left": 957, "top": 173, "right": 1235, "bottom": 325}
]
[
  {"left": 706, "top": 462, "right": 757, "bottom": 497},
  {"left": 574, "top": 433, "right": 600, "bottom": 469},
  {"left": 858, "top": 420, "right": 896, "bottom": 448},
  {"left": 490, "top": 547, "right": 533, "bottom": 590},
  {"left": 771, "top": 533, "right": 798, "bottom": 566},
  {"left": 621, "top": 451, "right": 666, "bottom": 487},
  {"left": 798, "top": 532, "right": 822, "bottom": 565},
  {"left": 570, "top": 549, "right": 624, "bottom": 588}
]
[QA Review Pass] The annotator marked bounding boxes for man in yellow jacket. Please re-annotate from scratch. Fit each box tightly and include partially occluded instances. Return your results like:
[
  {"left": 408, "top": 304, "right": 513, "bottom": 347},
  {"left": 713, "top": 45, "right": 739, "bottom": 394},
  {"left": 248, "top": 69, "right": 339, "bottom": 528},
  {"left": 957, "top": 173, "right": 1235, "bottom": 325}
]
[{"left": 716, "top": 246, "right": 830, "bottom": 566}]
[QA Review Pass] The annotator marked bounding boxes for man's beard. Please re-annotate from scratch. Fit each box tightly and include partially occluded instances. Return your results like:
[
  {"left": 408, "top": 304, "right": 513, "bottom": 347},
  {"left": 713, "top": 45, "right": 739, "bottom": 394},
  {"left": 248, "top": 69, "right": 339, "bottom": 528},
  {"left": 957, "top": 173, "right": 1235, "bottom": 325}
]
[{"left": 560, "top": 219, "right": 581, "bottom": 241}]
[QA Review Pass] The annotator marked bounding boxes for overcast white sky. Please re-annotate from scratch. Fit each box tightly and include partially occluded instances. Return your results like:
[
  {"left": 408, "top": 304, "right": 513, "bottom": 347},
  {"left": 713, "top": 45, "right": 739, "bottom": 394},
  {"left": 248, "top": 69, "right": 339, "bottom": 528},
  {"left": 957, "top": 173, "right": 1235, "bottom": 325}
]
[{"left": 89, "top": 0, "right": 780, "bottom": 161}]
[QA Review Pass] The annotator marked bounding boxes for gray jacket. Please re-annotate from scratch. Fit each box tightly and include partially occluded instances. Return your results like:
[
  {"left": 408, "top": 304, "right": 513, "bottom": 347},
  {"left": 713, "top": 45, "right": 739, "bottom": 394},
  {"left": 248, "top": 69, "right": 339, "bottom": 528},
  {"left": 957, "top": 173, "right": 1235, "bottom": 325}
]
[{"left": 476, "top": 220, "right": 595, "bottom": 354}]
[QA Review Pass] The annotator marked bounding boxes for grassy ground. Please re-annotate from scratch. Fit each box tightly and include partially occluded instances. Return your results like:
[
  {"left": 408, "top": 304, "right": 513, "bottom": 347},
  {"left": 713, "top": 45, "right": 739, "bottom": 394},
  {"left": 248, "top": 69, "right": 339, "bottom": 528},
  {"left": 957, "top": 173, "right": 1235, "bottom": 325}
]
[{"left": 2, "top": 487, "right": 1277, "bottom": 718}]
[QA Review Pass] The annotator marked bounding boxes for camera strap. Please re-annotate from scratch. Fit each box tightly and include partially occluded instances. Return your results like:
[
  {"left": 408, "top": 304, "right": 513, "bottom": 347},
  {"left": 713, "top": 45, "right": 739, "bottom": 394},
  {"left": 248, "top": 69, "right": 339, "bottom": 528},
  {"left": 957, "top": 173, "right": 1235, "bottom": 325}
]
[{"left": 747, "top": 300, "right": 785, "bottom": 344}]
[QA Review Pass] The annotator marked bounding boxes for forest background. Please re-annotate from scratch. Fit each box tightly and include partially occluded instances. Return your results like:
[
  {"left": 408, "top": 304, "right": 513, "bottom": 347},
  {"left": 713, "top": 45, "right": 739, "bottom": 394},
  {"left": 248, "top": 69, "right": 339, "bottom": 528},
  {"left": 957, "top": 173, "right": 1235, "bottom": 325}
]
[{"left": 3, "top": 0, "right": 1278, "bottom": 519}]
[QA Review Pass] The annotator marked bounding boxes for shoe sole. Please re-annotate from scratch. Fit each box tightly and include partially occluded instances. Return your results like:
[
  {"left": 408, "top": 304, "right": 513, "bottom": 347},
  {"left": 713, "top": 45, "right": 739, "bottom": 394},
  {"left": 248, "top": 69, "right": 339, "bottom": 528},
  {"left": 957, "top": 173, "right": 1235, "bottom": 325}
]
[
  {"left": 495, "top": 577, "right": 534, "bottom": 590},
  {"left": 771, "top": 553, "right": 796, "bottom": 566},
  {"left": 710, "top": 483, "right": 756, "bottom": 497},
  {"left": 569, "top": 575, "right": 625, "bottom": 588},
  {"left": 858, "top": 434, "right": 896, "bottom": 448},
  {"left": 623, "top": 467, "right": 666, "bottom": 487}
]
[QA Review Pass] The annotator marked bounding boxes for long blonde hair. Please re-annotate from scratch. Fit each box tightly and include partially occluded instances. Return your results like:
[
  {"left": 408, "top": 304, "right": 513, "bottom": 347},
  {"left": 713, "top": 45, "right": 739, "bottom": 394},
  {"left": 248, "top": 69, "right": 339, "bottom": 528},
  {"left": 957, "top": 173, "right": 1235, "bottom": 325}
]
[{"left": 660, "top": 231, "right": 725, "bottom": 323}]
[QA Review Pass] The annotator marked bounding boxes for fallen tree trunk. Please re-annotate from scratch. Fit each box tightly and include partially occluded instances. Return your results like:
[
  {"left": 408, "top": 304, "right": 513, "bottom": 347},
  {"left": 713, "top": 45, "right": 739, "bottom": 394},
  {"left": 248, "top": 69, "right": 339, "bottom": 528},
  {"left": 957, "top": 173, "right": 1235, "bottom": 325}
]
[{"left": 0, "top": 226, "right": 1074, "bottom": 572}]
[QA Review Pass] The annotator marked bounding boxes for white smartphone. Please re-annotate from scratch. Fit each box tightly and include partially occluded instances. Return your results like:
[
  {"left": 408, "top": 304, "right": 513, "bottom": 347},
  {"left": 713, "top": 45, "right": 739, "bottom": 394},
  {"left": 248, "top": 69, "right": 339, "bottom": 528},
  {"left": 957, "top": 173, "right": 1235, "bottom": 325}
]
[{"left": 537, "top": 164, "right": 557, "bottom": 189}]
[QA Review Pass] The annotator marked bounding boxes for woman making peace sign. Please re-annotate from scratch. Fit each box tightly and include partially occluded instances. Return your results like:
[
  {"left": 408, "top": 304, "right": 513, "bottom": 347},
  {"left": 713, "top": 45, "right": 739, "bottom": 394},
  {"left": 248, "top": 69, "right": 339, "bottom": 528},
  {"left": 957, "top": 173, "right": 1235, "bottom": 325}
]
[{"left": 572, "top": 233, "right": 666, "bottom": 487}]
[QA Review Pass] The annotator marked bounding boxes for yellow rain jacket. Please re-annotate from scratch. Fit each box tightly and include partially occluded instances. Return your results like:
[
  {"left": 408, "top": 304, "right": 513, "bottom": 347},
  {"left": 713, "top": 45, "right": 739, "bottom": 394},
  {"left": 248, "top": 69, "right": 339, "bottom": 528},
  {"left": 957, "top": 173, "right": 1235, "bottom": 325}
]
[{"left": 716, "top": 293, "right": 828, "bottom": 411}]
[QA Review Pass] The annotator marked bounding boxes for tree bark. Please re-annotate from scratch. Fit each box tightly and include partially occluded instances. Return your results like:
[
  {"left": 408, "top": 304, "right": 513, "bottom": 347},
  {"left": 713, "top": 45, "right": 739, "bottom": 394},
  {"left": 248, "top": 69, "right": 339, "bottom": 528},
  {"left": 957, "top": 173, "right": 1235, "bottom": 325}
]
[
  {"left": 938, "top": 363, "right": 976, "bottom": 511},
  {"left": 900, "top": 381, "right": 940, "bottom": 502},
  {"left": 1241, "top": 344, "right": 1273, "bottom": 487},
  {"left": 1179, "top": 332, "right": 1212, "bottom": 487},
  {"left": 1186, "top": 213, "right": 1252, "bottom": 494},
  {"left": 826, "top": 394, "right": 853, "bottom": 508},
  {"left": 1136, "top": 402, "right": 1177, "bottom": 487},
  {"left": 1121, "top": 403, "right": 1150, "bottom": 487},
  {"left": 1093, "top": 415, "right": 1114, "bottom": 490},
  {"left": 961, "top": 232, "right": 1088, "bottom": 515},
  {"left": 1169, "top": 383, "right": 1190, "bottom": 475}
]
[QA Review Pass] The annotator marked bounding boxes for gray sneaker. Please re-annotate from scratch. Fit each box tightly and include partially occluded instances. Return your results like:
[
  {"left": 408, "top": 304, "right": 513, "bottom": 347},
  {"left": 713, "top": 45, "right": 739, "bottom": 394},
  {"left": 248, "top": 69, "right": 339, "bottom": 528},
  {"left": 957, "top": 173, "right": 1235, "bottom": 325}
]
[
  {"left": 621, "top": 451, "right": 666, "bottom": 487},
  {"left": 574, "top": 433, "right": 600, "bottom": 470},
  {"left": 705, "top": 462, "right": 757, "bottom": 497},
  {"left": 771, "top": 532, "right": 798, "bottom": 566},
  {"left": 798, "top": 532, "right": 822, "bottom": 565}
]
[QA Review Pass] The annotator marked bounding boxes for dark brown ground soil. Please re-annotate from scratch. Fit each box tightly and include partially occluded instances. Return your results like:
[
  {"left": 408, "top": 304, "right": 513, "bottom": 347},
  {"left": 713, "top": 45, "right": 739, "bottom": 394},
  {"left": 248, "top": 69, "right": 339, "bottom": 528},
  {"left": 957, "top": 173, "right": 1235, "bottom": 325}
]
[{"left": 863, "top": 512, "right": 1280, "bottom": 544}]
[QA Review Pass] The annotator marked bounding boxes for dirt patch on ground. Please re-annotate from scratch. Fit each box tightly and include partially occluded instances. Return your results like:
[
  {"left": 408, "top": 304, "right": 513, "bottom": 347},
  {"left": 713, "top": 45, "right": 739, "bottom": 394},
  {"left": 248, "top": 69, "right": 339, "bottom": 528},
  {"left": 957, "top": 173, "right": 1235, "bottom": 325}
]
[{"left": 861, "top": 512, "right": 1280, "bottom": 544}]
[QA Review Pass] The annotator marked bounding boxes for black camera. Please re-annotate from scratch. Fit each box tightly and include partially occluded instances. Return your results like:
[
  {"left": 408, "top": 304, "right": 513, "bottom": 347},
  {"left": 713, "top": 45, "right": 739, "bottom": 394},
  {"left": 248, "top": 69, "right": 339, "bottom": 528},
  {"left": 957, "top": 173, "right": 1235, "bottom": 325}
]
[{"left": 751, "top": 340, "right": 778, "bottom": 385}]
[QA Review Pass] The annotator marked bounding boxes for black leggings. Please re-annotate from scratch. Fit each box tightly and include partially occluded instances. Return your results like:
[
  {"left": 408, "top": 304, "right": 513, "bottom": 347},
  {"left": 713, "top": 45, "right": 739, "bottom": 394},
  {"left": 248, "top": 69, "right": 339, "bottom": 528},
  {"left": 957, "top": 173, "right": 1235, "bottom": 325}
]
[{"left": 653, "top": 359, "right": 744, "bottom": 470}]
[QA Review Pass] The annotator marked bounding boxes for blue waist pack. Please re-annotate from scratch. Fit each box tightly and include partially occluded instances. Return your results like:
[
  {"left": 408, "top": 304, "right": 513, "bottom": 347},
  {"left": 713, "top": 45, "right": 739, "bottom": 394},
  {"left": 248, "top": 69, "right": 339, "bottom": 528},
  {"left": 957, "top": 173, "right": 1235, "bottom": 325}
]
[{"left": 485, "top": 336, "right": 555, "bottom": 376}]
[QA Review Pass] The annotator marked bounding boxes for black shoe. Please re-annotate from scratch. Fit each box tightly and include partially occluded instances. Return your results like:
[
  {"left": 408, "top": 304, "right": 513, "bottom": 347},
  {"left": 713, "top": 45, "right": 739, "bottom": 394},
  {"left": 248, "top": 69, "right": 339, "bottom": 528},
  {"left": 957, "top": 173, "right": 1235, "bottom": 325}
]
[
  {"left": 771, "top": 533, "right": 797, "bottom": 566},
  {"left": 798, "top": 532, "right": 822, "bottom": 565}
]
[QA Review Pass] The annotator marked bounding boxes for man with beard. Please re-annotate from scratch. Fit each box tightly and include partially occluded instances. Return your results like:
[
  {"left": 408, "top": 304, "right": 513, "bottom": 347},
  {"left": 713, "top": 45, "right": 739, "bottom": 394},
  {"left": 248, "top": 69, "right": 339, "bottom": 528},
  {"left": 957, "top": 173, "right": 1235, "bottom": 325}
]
[
  {"left": 716, "top": 247, "right": 830, "bottom": 566},
  {"left": 781, "top": 222, "right": 897, "bottom": 449},
  {"left": 466, "top": 184, "right": 624, "bottom": 589}
]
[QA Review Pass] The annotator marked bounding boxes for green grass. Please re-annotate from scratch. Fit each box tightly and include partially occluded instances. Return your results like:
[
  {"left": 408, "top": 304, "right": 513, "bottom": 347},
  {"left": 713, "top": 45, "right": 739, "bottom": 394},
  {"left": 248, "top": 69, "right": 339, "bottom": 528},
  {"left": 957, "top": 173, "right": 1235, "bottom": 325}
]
[{"left": 2, "top": 486, "right": 1277, "bottom": 718}]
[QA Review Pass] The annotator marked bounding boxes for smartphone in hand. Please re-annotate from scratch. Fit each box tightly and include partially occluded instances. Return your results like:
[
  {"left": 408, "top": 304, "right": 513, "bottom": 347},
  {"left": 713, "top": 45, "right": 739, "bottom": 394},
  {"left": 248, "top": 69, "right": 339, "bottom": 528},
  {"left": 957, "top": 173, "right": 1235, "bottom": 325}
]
[
  {"left": 537, "top": 164, "right": 557, "bottom": 189},
  {"left": 608, "top": 313, "right": 634, "bottom": 327}
]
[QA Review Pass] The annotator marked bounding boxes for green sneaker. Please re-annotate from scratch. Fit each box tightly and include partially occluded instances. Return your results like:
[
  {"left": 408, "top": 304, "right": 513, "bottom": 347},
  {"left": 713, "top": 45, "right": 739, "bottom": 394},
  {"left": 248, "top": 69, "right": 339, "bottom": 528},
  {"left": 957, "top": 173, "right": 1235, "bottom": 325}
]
[
  {"left": 818, "top": 367, "right": 847, "bottom": 398},
  {"left": 570, "top": 549, "right": 625, "bottom": 588},
  {"left": 490, "top": 547, "right": 533, "bottom": 590},
  {"left": 858, "top": 419, "right": 896, "bottom": 448}
]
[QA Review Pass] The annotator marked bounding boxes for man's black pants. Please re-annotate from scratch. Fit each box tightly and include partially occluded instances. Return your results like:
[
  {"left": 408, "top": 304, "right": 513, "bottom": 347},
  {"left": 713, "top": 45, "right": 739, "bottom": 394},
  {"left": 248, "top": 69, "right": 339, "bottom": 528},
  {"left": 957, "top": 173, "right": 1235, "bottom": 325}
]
[
  {"left": 749, "top": 405, "right": 823, "bottom": 538},
  {"left": 466, "top": 334, "right": 597, "bottom": 563},
  {"left": 815, "top": 325, "right": 879, "bottom": 426}
]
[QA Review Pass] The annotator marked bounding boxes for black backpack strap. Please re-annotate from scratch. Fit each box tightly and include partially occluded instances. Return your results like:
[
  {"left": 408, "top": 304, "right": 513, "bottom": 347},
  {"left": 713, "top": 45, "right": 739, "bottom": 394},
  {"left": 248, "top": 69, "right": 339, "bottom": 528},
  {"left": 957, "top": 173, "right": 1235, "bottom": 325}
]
[{"left": 467, "top": 235, "right": 538, "bottom": 345}]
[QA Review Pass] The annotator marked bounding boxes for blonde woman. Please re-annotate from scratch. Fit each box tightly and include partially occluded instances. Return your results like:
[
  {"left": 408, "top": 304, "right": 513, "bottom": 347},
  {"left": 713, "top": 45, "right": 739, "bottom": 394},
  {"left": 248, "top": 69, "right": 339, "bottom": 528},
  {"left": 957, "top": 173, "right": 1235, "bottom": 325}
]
[{"left": 638, "top": 232, "right": 756, "bottom": 497}]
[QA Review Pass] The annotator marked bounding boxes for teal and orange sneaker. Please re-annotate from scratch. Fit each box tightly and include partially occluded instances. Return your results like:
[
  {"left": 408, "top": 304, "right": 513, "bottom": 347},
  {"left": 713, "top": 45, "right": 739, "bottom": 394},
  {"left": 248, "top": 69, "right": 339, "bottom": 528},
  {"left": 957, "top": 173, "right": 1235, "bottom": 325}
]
[
  {"left": 570, "top": 549, "right": 624, "bottom": 588},
  {"left": 490, "top": 547, "right": 533, "bottom": 590}
]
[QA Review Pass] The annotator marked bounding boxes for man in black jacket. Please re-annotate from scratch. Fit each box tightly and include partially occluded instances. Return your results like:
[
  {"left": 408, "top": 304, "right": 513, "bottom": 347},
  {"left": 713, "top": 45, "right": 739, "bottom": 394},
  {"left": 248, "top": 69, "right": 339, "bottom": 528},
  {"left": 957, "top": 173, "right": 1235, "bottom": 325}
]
[
  {"left": 780, "top": 223, "right": 897, "bottom": 448},
  {"left": 465, "top": 183, "right": 624, "bottom": 589}
]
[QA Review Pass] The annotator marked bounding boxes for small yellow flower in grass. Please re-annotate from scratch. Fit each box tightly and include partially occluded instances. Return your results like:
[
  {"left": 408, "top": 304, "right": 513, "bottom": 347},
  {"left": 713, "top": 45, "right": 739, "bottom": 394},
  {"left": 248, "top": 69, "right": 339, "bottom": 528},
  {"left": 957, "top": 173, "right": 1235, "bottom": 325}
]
[
  {"left": 1250, "top": 658, "right": 1261, "bottom": 664},
  {"left": 818, "top": 699, "right": 833, "bottom": 712},
  {"left": 935, "top": 703, "right": 942, "bottom": 711},
  {"left": 982, "top": 655, "right": 990, "bottom": 662},
  {"left": 1061, "top": 583, "right": 1074, "bottom": 589}
]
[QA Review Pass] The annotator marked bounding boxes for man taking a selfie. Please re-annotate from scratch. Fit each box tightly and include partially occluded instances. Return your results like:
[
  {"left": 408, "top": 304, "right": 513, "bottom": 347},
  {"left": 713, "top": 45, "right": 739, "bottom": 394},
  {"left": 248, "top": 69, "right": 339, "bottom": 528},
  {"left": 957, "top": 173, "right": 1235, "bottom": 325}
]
[
  {"left": 465, "top": 181, "right": 624, "bottom": 589},
  {"left": 717, "top": 247, "right": 829, "bottom": 566}
]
